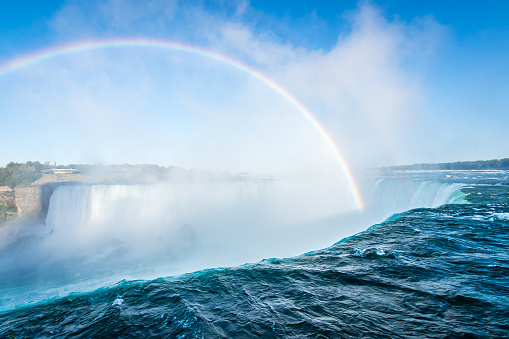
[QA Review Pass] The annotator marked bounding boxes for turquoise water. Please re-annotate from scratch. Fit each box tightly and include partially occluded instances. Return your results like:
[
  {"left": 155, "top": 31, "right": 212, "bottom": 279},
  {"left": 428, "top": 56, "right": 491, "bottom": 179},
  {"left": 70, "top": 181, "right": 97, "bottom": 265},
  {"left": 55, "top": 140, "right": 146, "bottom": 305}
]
[{"left": 1, "top": 170, "right": 508, "bottom": 337}]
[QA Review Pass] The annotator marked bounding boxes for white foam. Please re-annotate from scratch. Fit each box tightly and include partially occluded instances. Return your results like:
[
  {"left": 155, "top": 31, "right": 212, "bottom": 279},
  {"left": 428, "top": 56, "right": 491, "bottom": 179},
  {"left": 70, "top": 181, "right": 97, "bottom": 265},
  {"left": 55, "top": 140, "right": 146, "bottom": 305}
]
[
  {"left": 492, "top": 213, "right": 509, "bottom": 220},
  {"left": 112, "top": 297, "right": 124, "bottom": 306}
]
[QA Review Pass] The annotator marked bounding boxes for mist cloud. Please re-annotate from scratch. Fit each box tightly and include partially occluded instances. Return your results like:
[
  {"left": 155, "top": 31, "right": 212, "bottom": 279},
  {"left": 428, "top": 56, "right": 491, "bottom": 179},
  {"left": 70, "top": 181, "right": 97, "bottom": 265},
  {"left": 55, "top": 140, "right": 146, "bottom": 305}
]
[{"left": 1, "top": 1, "right": 444, "bottom": 170}]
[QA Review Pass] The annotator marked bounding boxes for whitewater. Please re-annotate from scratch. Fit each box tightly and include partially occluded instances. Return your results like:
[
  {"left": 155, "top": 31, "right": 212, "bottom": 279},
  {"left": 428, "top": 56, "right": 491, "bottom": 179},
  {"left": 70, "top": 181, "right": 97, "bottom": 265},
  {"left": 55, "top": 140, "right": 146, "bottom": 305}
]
[{"left": 1, "top": 170, "right": 508, "bottom": 337}]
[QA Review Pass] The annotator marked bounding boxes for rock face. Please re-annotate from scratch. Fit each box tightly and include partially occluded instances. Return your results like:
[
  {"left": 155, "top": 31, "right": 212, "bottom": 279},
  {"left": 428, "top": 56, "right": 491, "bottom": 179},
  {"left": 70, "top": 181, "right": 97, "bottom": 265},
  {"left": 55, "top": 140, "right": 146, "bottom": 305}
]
[
  {"left": 0, "top": 186, "right": 16, "bottom": 207},
  {"left": 13, "top": 184, "right": 59, "bottom": 220},
  {"left": 14, "top": 186, "right": 42, "bottom": 216},
  {"left": 14, "top": 186, "right": 43, "bottom": 216}
]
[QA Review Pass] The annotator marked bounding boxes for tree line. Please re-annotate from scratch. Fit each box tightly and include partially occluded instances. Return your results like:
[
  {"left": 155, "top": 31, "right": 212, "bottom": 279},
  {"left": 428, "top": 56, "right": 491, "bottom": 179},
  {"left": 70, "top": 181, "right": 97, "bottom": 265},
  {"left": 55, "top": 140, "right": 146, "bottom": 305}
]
[
  {"left": 0, "top": 161, "right": 239, "bottom": 188},
  {"left": 387, "top": 158, "right": 509, "bottom": 171},
  {"left": 0, "top": 161, "right": 46, "bottom": 188}
]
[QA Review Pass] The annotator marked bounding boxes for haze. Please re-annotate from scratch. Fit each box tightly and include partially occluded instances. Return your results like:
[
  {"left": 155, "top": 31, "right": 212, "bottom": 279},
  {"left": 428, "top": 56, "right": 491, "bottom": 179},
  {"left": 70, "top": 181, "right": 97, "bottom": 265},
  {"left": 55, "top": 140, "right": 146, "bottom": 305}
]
[{"left": 1, "top": 1, "right": 507, "bottom": 171}]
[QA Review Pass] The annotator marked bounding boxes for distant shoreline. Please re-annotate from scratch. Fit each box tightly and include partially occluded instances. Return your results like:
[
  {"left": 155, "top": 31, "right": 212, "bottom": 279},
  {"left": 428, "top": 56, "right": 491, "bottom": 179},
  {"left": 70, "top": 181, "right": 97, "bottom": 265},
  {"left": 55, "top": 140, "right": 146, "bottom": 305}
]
[{"left": 381, "top": 157, "right": 509, "bottom": 171}]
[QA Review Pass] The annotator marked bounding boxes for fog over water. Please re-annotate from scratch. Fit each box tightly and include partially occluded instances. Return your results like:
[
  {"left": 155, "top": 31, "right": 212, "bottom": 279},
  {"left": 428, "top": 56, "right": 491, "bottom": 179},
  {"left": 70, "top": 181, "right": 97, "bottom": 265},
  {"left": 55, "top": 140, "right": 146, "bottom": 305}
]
[{"left": 0, "top": 167, "right": 468, "bottom": 311}]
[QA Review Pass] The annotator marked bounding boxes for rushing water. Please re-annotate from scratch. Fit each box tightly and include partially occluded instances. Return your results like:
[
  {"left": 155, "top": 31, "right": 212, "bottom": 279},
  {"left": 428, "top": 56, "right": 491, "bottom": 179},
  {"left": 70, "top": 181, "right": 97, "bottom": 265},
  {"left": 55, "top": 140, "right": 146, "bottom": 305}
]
[{"left": 1, "top": 170, "right": 508, "bottom": 337}]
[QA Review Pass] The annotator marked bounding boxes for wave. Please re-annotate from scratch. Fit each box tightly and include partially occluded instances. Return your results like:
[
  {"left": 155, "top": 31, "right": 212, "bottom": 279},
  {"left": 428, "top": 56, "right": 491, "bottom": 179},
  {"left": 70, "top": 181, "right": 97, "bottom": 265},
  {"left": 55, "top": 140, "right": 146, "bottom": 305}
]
[{"left": 2, "top": 202, "right": 507, "bottom": 337}]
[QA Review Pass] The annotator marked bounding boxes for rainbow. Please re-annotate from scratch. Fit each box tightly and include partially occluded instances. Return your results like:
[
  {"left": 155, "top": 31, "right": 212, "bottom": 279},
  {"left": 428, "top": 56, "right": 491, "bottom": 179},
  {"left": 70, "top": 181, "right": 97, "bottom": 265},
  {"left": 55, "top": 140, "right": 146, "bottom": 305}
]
[{"left": 0, "top": 38, "right": 364, "bottom": 210}]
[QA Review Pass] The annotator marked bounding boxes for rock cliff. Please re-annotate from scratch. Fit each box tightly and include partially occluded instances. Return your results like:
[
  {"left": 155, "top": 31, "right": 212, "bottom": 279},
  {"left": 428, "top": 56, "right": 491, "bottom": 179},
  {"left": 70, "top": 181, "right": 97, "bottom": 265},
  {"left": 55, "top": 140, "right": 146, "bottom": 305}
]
[
  {"left": 0, "top": 186, "right": 15, "bottom": 207},
  {"left": 13, "top": 183, "right": 60, "bottom": 220},
  {"left": 14, "top": 186, "right": 43, "bottom": 216}
]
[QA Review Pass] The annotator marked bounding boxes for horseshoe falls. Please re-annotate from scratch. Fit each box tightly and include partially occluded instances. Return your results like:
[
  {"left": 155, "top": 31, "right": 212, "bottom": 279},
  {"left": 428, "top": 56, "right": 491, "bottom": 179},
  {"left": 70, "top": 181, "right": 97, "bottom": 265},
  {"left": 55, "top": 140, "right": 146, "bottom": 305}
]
[{"left": 1, "top": 171, "right": 508, "bottom": 338}]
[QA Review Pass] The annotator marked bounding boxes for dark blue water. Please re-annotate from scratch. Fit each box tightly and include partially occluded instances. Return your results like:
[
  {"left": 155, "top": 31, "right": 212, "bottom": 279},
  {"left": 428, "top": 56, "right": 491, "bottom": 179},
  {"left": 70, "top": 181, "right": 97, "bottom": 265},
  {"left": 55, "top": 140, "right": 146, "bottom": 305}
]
[{"left": 1, "top": 171, "right": 509, "bottom": 338}]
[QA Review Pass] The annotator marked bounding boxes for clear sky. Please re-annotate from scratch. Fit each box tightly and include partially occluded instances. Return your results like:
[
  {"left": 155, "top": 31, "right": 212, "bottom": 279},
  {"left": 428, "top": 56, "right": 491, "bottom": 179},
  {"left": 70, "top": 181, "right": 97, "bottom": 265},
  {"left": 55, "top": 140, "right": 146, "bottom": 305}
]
[{"left": 0, "top": 0, "right": 508, "bottom": 171}]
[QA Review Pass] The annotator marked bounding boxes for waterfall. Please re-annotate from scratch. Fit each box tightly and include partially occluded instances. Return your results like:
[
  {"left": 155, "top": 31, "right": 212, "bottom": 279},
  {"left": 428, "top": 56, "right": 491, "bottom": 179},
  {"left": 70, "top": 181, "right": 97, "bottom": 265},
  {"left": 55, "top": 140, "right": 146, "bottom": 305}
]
[
  {"left": 45, "top": 181, "right": 265, "bottom": 248},
  {"left": 364, "top": 178, "right": 466, "bottom": 219}
]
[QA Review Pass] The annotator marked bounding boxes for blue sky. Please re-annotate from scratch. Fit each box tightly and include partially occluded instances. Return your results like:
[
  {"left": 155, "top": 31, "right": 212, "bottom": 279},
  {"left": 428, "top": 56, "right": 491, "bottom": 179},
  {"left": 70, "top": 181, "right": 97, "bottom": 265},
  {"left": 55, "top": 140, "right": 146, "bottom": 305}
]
[{"left": 0, "top": 1, "right": 508, "bottom": 170}]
